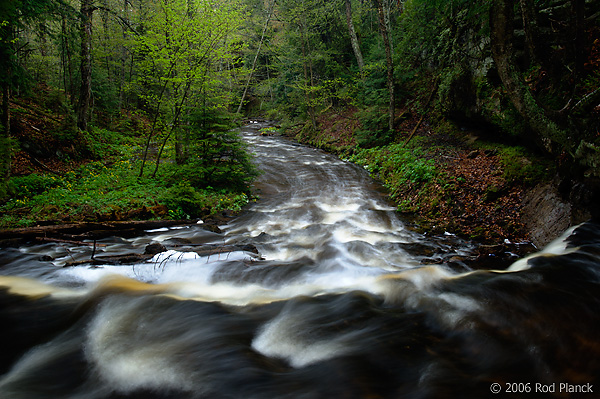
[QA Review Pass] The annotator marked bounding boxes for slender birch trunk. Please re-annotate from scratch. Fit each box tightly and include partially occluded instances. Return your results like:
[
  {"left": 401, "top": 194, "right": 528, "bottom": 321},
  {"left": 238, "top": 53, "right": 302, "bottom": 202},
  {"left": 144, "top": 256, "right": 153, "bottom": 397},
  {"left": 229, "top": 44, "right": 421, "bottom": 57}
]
[{"left": 345, "top": 0, "right": 364, "bottom": 75}]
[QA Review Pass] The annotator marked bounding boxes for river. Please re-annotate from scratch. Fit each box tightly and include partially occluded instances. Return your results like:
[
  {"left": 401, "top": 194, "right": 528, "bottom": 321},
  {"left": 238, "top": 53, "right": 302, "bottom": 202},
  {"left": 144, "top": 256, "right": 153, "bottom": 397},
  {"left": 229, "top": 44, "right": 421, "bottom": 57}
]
[{"left": 1, "top": 121, "right": 599, "bottom": 398}]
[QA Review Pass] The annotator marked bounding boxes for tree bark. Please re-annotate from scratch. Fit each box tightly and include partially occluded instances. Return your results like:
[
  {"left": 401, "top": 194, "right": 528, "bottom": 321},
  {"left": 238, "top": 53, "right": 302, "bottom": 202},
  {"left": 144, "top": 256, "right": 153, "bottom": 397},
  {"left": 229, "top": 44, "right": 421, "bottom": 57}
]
[
  {"left": 382, "top": 0, "right": 393, "bottom": 53},
  {"left": 345, "top": 0, "right": 364, "bottom": 75},
  {"left": 373, "top": 0, "right": 395, "bottom": 132},
  {"left": 60, "top": 12, "right": 76, "bottom": 106},
  {"left": 119, "top": 0, "right": 130, "bottom": 109},
  {"left": 77, "top": 0, "right": 94, "bottom": 132}
]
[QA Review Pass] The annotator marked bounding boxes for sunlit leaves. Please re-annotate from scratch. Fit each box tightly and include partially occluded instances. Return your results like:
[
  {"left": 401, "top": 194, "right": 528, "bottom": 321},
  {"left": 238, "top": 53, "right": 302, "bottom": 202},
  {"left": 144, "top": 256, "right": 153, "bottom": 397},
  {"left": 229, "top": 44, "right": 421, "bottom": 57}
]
[{"left": 130, "top": 0, "right": 247, "bottom": 116}]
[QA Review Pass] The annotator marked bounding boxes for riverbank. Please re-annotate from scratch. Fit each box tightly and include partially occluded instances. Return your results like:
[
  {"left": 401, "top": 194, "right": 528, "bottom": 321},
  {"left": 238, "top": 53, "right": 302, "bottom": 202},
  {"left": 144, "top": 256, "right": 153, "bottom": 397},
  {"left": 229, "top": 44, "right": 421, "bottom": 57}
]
[
  {"left": 0, "top": 89, "right": 256, "bottom": 230},
  {"left": 286, "top": 107, "right": 597, "bottom": 251},
  {"left": 0, "top": 154, "right": 252, "bottom": 230}
]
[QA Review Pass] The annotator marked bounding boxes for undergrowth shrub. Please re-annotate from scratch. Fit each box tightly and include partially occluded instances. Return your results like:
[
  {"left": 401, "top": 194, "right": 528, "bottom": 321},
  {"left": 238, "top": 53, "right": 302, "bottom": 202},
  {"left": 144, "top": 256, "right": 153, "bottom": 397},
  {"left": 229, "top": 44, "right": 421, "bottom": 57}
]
[
  {"left": 160, "top": 109, "right": 259, "bottom": 191},
  {"left": 355, "top": 107, "right": 394, "bottom": 148},
  {"left": 82, "top": 127, "right": 126, "bottom": 159},
  {"left": 160, "top": 181, "right": 208, "bottom": 218},
  {"left": 159, "top": 181, "right": 251, "bottom": 219},
  {"left": 349, "top": 143, "right": 437, "bottom": 195},
  {"left": 8, "top": 174, "right": 63, "bottom": 199}
]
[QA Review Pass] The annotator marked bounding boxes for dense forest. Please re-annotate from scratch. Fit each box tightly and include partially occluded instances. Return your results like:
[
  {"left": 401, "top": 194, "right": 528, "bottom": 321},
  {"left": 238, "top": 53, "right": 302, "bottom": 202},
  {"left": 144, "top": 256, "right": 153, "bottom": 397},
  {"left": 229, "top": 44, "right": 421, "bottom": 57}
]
[{"left": 1, "top": 0, "right": 599, "bottom": 242}]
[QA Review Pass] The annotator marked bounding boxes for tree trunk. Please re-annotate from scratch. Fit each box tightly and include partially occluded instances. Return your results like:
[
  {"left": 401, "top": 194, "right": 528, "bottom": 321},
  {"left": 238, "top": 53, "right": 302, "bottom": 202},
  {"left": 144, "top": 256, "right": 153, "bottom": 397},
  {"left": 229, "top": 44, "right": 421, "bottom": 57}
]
[
  {"left": 519, "top": 0, "right": 548, "bottom": 69},
  {"left": 119, "top": 0, "right": 130, "bottom": 109},
  {"left": 1, "top": 79, "right": 10, "bottom": 190},
  {"left": 152, "top": 81, "right": 192, "bottom": 178},
  {"left": 489, "top": 0, "right": 570, "bottom": 154},
  {"left": 237, "top": 0, "right": 274, "bottom": 114},
  {"left": 77, "top": 0, "right": 94, "bottom": 132},
  {"left": 345, "top": 0, "right": 364, "bottom": 75},
  {"left": 0, "top": 23, "right": 14, "bottom": 195},
  {"left": 299, "top": 18, "right": 317, "bottom": 130},
  {"left": 60, "top": 13, "right": 76, "bottom": 105},
  {"left": 373, "top": 0, "right": 395, "bottom": 131},
  {"left": 382, "top": 0, "right": 393, "bottom": 53}
]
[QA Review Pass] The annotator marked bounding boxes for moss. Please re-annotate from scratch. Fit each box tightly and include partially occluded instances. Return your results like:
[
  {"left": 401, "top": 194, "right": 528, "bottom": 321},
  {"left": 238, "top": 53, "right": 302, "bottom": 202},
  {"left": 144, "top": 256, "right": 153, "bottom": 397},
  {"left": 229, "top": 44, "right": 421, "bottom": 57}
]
[{"left": 498, "top": 146, "right": 554, "bottom": 185}]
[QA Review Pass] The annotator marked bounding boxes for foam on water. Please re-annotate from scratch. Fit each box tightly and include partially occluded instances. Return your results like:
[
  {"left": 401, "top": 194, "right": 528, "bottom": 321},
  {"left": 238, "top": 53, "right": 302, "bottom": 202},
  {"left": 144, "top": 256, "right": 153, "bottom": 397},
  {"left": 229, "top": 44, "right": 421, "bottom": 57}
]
[
  {"left": 0, "top": 275, "right": 81, "bottom": 299},
  {"left": 252, "top": 309, "right": 351, "bottom": 368},
  {"left": 85, "top": 297, "right": 198, "bottom": 394},
  {"left": 507, "top": 224, "right": 580, "bottom": 271}
]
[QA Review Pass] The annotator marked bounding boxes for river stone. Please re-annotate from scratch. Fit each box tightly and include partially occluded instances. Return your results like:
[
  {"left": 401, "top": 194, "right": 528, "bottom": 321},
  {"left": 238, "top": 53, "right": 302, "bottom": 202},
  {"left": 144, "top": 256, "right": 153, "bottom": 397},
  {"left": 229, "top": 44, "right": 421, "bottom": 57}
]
[{"left": 144, "top": 243, "right": 167, "bottom": 255}]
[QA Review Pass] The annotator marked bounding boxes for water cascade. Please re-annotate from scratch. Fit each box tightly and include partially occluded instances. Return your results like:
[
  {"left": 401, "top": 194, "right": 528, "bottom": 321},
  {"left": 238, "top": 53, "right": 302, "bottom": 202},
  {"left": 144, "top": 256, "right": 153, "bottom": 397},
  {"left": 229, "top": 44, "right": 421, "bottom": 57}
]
[{"left": 1, "top": 122, "right": 599, "bottom": 398}]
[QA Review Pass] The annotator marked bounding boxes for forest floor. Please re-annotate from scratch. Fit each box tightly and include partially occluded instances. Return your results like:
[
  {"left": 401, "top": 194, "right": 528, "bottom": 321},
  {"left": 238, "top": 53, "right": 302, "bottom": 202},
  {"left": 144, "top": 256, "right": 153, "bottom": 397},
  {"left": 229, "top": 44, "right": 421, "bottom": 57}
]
[
  {"left": 290, "top": 106, "right": 554, "bottom": 258},
  {"left": 1, "top": 88, "right": 251, "bottom": 232}
]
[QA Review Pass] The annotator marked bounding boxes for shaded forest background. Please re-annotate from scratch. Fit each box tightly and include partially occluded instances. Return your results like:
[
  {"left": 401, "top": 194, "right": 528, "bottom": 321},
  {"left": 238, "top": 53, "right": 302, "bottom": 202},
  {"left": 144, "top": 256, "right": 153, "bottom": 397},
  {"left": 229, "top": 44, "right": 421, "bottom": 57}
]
[{"left": 0, "top": 0, "right": 599, "bottom": 242}]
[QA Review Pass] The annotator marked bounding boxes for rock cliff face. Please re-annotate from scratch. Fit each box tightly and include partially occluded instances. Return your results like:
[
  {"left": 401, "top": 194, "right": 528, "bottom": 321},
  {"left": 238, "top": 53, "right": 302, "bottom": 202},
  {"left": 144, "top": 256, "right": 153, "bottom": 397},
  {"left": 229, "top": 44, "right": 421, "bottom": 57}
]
[
  {"left": 523, "top": 179, "right": 600, "bottom": 247},
  {"left": 523, "top": 184, "right": 573, "bottom": 247}
]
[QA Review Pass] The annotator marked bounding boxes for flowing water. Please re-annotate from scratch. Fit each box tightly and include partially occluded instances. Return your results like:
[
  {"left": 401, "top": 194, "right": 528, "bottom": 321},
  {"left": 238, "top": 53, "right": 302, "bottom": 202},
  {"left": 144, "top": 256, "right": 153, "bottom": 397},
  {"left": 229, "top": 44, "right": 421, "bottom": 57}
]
[{"left": 1, "top": 121, "right": 599, "bottom": 398}]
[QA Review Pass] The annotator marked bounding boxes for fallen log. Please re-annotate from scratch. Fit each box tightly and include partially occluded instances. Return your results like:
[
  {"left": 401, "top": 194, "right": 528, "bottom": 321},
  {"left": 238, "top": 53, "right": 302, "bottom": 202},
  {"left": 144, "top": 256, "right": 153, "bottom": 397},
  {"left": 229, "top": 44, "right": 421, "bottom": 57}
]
[
  {"left": 0, "top": 220, "right": 204, "bottom": 247},
  {"left": 61, "top": 244, "right": 260, "bottom": 267},
  {"left": 35, "top": 237, "right": 107, "bottom": 246},
  {"left": 63, "top": 253, "right": 155, "bottom": 267}
]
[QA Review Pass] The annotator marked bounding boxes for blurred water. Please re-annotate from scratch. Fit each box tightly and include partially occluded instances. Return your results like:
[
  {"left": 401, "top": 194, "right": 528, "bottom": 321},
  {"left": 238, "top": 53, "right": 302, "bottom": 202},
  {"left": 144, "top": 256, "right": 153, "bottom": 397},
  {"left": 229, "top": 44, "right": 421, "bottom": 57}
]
[{"left": 0, "top": 122, "right": 599, "bottom": 398}]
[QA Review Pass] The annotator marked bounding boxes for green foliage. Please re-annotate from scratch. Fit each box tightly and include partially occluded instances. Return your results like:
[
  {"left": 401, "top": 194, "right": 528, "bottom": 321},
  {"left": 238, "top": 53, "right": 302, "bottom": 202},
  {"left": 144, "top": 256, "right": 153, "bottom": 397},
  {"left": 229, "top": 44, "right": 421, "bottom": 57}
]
[
  {"left": 130, "top": 0, "right": 245, "bottom": 115},
  {"left": 0, "top": 151, "right": 253, "bottom": 227},
  {"left": 396, "top": 0, "right": 489, "bottom": 69},
  {"left": 357, "top": 64, "right": 387, "bottom": 107},
  {"left": 7, "top": 173, "right": 62, "bottom": 199},
  {"left": 81, "top": 126, "right": 128, "bottom": 159},
  {"left": 349, "top": 143, "right": 437, "bottom": 198},
  {"left": 161, "top": 108, "right": 259, "bottom": 191},
  {"left": 129, "top": 0, "right": 248, "bottom": 178},
  {"left": 38, "top": 87, "right": 69, "bottom": 114},
  {"left": 91, "top": 67, "right": 119, "bottom": 113},
  {"left": 498, "top": 146, "right": 554, "bottom": 186},
  {"left": 0, "top": 135, "right": 15, "bottom": 200},
  {"left": 159, "top": 181, "right": 251, "bottom": 219},
  {"left": 51, "top": 112, "right": 78, "bottom": 142},
  {"left": 251, "top": 0, "right": 360, "bottom": 119},
  {"left": 355, "top": 107, "right": 393, "bottom": 148},
  {"left": 160, "top": 181, "right": 209, "bottom": 218},
  {"left": 258, "top": 126, "right": 279, "bottom": 135},
  {"left": 1, "top": 0, "right": 256, "bottom": 226}
]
